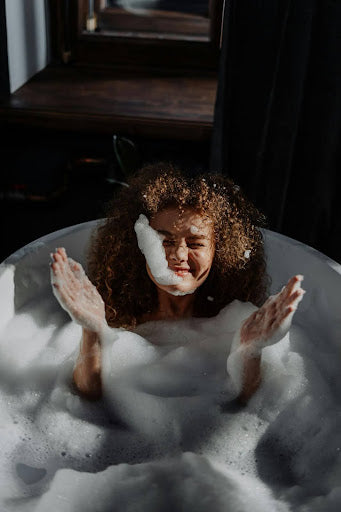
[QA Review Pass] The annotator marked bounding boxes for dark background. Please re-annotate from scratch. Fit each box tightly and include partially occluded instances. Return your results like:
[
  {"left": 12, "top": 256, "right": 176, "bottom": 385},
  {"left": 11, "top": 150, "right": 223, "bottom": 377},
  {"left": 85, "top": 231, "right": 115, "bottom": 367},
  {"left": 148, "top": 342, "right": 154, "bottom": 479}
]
[
  {"left": 0, "top": 127, "right": 211, "bottom": 262},
  {"left": 1, "top": 0, "right": 340, "bottom": 265},
  {"left": 211, "top": 0, "right": 341, "bottom": 265}
]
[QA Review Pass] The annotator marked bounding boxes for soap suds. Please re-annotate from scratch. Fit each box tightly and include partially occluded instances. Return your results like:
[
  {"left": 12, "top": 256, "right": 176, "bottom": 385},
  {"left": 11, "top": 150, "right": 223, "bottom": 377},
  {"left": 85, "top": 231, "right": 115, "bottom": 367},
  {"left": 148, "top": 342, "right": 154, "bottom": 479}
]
[
  {"left": 134, "top": 214, "right": 182, "bottom": 286},
  {"left": 134, "top": 214, "right": 196, "bottom": 296},
  {"left": 0, "top": 263, "right": 341, "bottom": 512},
  {"left": 190, "top": 225, "right": 199, "bottom": 234}
]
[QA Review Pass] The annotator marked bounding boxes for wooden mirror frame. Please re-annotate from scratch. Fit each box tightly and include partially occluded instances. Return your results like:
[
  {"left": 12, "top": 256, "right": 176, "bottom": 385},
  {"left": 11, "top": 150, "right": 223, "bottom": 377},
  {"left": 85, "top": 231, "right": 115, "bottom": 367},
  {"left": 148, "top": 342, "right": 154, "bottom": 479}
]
[{"left": 50, "top": 0, "right": 225, "bottom": 72}]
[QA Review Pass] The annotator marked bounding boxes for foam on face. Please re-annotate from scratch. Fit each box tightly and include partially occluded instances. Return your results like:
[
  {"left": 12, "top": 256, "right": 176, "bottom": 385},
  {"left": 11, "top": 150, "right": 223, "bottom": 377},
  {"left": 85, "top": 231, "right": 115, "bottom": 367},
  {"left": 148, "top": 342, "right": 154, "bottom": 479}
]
[
  {"left": 190, "top": 225, "right": 199, "bottom": 234},
  {"left": 134, "top": 214, "right": 183, "bottom": 286},
  {"left": 0, "top": 263, "right": 341, "bottom": 511},
  {"left": 166, "top": 288, "right": 196, "bottom": 297},
  {"left": 134, "top": 214, "right": 197, "bottom": 296}
]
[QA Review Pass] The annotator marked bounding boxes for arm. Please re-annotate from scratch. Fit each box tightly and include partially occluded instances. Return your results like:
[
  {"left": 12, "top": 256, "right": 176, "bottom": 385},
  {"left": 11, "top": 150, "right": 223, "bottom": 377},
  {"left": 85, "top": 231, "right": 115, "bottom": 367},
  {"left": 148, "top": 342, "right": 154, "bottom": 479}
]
[
  {"left": 51, "top": 248, "right": 107, "bottom": 400},
  {"left": 238, "top": 354, "right": 261, "bottom": 404},
  {"left": 73, "top": 329, "right": 102, "bottom": 400},
  {"left": 227, "top": 275, "right": 305, "bottom": 403}
]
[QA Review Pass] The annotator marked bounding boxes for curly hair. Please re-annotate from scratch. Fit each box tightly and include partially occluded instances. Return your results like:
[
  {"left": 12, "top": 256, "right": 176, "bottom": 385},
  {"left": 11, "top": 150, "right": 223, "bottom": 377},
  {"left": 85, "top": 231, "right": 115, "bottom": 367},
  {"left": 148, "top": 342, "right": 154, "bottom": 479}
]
[{"left": 87, "top": 162, "right": 270, "bottom": 329}]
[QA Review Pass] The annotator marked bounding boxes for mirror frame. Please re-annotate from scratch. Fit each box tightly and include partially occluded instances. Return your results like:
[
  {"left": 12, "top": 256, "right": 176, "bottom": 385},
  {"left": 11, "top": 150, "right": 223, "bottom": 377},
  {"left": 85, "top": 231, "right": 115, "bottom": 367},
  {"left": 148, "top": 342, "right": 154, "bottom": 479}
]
[{"left": 49, "top": 0, "right": 225, "bottom": 71}]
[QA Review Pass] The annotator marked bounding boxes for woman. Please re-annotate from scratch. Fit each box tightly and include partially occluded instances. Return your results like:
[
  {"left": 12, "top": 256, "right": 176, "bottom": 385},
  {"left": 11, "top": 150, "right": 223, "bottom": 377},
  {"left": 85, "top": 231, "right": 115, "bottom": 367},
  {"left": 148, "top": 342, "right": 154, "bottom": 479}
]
[{"left": 51, "top": 163, "right": 304, "bottom": 403}]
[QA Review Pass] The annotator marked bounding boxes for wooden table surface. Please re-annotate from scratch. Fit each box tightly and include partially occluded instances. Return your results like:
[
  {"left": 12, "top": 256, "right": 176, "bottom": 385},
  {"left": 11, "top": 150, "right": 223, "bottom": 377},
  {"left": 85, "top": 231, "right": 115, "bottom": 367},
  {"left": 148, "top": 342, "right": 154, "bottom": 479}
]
[{"left": 0, "top": 65, "right": 217, "bottom": 141}]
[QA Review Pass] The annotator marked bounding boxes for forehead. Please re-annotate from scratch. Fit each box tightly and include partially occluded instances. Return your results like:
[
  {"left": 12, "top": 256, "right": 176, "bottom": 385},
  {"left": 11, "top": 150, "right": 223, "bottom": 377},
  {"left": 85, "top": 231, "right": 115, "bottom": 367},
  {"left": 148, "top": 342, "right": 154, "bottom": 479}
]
[{"left": 150, "top": 207, "right": 213, "bottom": 235}]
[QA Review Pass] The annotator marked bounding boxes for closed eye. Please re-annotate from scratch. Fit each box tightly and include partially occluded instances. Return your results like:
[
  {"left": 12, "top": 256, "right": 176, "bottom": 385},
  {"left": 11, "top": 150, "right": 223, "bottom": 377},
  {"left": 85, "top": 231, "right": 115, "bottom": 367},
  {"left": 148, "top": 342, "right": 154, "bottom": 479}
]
[{"left": 163, "top": 240, "right": 205, "bottom": 248}]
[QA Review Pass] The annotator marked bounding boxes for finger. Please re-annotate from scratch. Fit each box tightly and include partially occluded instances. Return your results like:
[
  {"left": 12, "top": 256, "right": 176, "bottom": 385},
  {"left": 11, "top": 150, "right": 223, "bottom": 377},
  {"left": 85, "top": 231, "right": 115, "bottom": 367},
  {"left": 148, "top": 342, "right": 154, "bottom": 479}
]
[
  {"left": 267, "top": 301, "right": 296, "bottom": 334},
  {"left": 51, "top": 264, "right": 80, "bottom": 300},
  {"left": 243, "top": 310, "right": 261, "bottom": 329},
  {"left": 51, "top": 269, "right": 75, "bottom": 307},
  {"left": 286, "top": 288, "right": 302, "bottom": 302},
  {"left": 68, "top": 258, "right": 85, "bottom": 279},
  {"left": 52, "top": 251, "right": 72, "bottom": 273},
  {"left": 52, "top": 253, "right": 71, "bottom": 278},
  {"left": 255, "top": 309, "right": 266, "bottom": 320},
  {"left": 282, "top": 305, "right": 296, "bottom": 320},
  {"left": 50, "top": 251, "right": 59, "bottom": 263},
  {"left": 53, "top": 251, "right": 81, "bottom": 286},
  {"left": 296, "top": 288, "right": 306, "bottom": 303},
  {"left": 266, "top": 317, "right": 281, "bottom": 335},
  {"left": 276, "top": 305, "right": 295, "bottom": 331},
  {"left": 286, "top": 275, "right": 303, "bottom": 293},
  {"left": 71, "top": 261, "right": 81, "bottom": 273},
  {"left": 50, "top": 264, "right": 59, "bottom": 284},
  {"left": 281, "top": 276, "right": 298, "bottom": 298},
  {"left": 278, "top": 276, "right": 303, "bottom": 307},
  {"left": 266, "top": 300, "right": 278, "bottom": 316},
  {"left": 57, "top": 257, "right": 79, "bottom": 285},
  {"left": 55, "top": 247, "right": 67, "bottom": 262},
  {"left": 284, "top": 289, "right": 305, "bottom": 310},
  {"left": 288, "top": 275, "right": 304, "bottom": 294},
  {"left": 290, "top": 288, "right": 305, "bottom": 302},
  {"left": 50, "top": 261, "right": 66, "bottom": 280}
]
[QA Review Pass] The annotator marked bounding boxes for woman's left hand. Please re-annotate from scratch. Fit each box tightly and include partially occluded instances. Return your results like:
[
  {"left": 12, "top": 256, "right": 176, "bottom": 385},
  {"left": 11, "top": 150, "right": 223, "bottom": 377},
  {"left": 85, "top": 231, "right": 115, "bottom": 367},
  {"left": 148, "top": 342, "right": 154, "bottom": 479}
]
[{"left": 240, "top": 275, "right": 305, "bottom": 350}]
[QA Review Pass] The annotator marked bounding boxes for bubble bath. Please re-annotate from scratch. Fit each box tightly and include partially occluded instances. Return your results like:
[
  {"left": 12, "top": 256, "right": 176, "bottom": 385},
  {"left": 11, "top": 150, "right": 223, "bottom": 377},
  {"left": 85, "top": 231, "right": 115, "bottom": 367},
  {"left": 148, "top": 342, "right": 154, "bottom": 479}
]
[{"left": 0, "top": 221, "right": 341, "bottom": 512}]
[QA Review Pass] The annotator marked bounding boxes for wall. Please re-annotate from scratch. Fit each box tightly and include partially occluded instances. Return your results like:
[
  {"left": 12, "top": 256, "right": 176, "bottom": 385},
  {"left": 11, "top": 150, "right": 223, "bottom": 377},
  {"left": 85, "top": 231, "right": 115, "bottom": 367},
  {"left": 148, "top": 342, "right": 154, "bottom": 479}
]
[{"left": 5, "top": 0, "right": 49, "bottom": 93}]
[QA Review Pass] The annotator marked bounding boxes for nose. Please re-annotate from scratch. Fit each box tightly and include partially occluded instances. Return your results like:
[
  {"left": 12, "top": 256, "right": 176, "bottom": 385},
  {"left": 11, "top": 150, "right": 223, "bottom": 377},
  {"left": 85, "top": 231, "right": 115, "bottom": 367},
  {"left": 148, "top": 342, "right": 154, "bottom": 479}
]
[{"left": 170, "top": 242, "right": 188, "bottom": 262}]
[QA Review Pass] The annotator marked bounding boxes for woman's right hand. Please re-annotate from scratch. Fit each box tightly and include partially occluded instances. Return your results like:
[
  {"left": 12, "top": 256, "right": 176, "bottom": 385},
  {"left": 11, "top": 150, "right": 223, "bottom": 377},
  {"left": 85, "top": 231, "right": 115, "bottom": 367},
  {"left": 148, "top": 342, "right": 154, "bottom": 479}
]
[{"left": 50, "top": 247, "right": 106, "bottom": 334}]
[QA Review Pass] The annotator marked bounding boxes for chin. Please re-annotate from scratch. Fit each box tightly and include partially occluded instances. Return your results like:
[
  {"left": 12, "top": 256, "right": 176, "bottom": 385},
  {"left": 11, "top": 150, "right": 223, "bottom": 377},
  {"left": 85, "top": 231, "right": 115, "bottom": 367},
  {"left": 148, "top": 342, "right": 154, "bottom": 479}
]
[
  {"left": 164, "top": 282, "right": 198, "bottom": 296},
  {"left": 166, "top": 287, "right": 197, "bottom": 297}
]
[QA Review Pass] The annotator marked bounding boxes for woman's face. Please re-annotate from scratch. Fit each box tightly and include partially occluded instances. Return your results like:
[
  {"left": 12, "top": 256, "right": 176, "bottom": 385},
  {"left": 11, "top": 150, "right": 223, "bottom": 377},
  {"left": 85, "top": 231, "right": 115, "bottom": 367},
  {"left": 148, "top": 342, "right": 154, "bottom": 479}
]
[{"left": 148, "top": 206, "right": 215, "bottom": 295}]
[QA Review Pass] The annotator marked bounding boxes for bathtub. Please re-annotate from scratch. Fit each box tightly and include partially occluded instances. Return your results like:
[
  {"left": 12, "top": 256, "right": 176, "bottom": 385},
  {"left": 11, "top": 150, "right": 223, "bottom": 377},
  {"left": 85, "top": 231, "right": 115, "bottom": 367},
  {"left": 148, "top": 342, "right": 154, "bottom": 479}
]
[{"left": 0, "top": 221, "right": 340, "bottom": 512}]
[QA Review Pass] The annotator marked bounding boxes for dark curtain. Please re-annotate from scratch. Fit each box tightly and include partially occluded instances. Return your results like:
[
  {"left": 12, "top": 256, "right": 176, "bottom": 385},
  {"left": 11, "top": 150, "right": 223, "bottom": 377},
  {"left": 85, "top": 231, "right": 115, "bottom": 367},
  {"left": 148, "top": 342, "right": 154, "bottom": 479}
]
[{"left": 210, "top": 0, "right": 341, "bottom": 263}]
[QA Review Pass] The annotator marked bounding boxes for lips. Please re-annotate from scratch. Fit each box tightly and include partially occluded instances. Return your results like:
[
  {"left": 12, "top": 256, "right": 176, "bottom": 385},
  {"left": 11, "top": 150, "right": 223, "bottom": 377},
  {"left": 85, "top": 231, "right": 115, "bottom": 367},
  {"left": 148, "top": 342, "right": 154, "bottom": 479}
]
[{"left": 171, "top": 266, "right": 192, "bottom": 276}]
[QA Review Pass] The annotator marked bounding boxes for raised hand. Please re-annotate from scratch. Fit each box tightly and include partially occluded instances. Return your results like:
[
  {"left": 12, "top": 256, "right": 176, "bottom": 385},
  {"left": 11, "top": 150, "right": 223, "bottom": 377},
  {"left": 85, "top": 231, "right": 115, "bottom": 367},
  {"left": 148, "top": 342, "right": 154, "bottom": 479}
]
[
  {"left": 240, "top": 275, "right": 305, "bottom": 353},
  {"left": 50, "top": 247, "right": 106, "bottom": 334}
]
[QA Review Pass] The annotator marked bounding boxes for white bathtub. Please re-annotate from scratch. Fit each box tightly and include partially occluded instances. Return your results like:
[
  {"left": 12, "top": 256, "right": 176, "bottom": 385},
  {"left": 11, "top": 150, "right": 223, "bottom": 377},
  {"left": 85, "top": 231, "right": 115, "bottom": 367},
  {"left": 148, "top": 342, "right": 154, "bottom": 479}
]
[
  {"left": 2, "top": 221, "right": 340, "bottom": 336},
  {"left": 0, "top": 222, "right": 340, "bottom": 512}
]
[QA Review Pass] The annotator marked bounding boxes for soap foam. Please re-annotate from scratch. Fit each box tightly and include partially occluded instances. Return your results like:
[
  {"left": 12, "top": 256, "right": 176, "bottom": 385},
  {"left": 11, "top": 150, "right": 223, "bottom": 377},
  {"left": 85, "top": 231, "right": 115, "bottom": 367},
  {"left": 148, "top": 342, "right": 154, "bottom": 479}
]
[
  {"left": 134, "top": 214, "right": 196, "bottom": 296},
  {"left": 0, "top": 265, "right": 340, "bottom": 511},
  {"left": 134, "top": 214, "right": 182, "bottom": 286}
]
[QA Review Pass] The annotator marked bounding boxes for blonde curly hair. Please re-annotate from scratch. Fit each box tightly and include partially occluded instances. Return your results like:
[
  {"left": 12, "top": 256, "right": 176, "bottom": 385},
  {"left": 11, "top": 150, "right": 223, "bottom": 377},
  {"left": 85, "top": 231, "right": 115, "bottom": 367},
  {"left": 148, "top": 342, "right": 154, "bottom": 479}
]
[{"left": 88, "top": 162, "right": 269, "bottom": 329}]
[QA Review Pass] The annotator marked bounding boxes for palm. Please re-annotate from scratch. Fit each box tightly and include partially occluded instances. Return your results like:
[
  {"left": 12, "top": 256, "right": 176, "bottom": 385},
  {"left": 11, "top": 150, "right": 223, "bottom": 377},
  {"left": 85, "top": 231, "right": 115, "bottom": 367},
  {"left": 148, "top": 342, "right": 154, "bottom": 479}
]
[
  {"left": 240, "top": 275, "right": 305, "bottom": 348},
  {"left": 51, "top": 248, "right": 106, "bottom": 333}
]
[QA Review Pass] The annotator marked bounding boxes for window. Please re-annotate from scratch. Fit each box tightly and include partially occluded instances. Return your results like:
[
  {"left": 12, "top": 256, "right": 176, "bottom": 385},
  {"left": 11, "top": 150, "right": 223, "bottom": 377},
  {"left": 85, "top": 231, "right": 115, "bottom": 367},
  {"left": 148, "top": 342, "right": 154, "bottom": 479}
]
[{"left": 50, "top": 0, "right": 225, "bottom": 71}]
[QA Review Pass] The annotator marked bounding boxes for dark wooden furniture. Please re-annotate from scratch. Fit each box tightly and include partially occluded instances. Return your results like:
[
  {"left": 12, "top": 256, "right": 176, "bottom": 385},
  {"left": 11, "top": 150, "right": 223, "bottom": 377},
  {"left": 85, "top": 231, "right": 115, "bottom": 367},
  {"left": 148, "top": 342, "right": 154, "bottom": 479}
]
[{"left": 0, "top": 65, "right": 217, "bottom": 141}]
